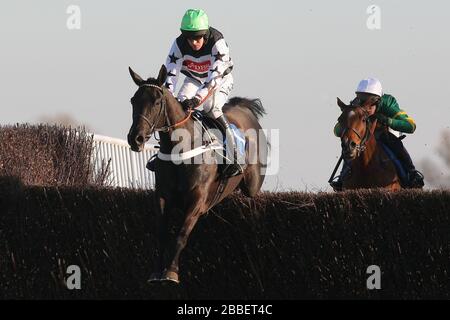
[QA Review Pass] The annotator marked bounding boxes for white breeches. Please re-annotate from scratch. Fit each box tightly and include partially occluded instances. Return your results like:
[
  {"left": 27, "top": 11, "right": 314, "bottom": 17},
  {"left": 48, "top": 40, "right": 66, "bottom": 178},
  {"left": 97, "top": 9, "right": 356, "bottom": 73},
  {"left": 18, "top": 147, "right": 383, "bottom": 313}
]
[{"left": 177, "top": 74, "right": 234, "bottom": 119}]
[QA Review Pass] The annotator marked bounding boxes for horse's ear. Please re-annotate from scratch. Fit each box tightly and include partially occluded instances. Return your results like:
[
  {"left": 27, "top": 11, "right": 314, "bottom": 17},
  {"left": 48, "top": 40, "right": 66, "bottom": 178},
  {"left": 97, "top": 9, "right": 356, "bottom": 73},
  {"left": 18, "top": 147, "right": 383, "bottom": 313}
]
[
  {"left": 337, "top": 97, "right": 348, "bottom": 111},
  {"left": 157, "top": 65, "right": 167, "bottom": 86},
  {"left": 129, "top": 67, "right": 144, "bottom": 86}
]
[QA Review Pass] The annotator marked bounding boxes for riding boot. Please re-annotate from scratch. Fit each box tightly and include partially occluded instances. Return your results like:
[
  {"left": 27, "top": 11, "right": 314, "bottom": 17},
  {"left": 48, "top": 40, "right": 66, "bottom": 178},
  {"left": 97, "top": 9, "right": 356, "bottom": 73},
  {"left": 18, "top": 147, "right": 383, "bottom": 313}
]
[
  {"left": 215, "top": 114, "right": 244, "bottom": 177},
  {"left": 330, "top": 160, "right": 351, "bottom": 191},
  {"left": 379, "top": 132, "right": 424, "bottom": 188}
]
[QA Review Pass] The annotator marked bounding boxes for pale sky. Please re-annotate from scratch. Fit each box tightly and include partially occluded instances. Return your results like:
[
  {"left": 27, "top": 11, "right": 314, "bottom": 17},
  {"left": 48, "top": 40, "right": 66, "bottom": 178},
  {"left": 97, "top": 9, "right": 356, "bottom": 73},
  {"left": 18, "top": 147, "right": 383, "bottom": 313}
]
[{"left": 1, "top": 0, "right": 449, "bottom": 191}]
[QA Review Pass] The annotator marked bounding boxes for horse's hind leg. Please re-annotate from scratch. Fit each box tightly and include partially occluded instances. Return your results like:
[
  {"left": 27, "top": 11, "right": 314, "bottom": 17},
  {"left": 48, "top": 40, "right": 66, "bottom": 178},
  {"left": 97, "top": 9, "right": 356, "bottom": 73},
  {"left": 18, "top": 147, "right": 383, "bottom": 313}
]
[
  {"left": 239, "top": 164, "right": 264, "bottom": 197},
  {"left": 239, "top": 127, "right": 267, "bottom": 197}
]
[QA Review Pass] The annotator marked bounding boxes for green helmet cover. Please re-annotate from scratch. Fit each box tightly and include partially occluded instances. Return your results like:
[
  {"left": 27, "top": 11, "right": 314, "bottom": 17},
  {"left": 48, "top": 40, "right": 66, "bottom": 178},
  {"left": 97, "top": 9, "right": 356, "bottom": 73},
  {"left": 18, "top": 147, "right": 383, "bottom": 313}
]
[{"left": 180, "top": 9, "right": 209, "bottom": 32}]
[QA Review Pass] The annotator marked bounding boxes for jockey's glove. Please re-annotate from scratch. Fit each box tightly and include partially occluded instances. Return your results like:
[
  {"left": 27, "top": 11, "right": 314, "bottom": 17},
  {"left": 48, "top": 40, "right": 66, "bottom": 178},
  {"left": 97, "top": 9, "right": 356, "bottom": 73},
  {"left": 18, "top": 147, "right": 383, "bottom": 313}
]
[
  {"left": 181, "top": 97, "right": 200, "bottom": 111},
  {"left": 376, "top": 114, "right": 393, "bottom": 127}
]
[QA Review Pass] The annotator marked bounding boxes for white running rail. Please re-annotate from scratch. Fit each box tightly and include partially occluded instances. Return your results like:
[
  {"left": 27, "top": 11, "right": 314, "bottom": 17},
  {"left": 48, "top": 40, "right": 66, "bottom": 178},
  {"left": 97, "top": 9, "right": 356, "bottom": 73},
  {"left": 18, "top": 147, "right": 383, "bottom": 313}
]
[{"left": 92, "top": 134, "right": 158, "bottom": 189}]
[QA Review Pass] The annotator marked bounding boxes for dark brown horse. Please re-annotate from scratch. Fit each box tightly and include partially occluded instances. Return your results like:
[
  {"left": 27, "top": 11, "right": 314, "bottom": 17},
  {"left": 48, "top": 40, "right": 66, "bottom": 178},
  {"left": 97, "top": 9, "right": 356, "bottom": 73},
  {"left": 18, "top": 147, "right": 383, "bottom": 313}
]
[
  {"left": 336, "top": 97, "right": 401, "bottom": 191},
  {"left": 127, "top": 65, "right": 267, "bottom": 283}
]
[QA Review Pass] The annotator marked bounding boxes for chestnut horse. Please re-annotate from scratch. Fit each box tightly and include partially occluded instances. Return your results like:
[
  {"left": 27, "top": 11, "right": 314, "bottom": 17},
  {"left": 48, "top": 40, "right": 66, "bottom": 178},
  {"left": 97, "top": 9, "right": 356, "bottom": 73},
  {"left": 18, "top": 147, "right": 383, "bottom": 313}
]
[
  {"left": 127, "top": 65, "right": 268, "bottom": 283},
  {"left": 336, "top": 97, "right": 401, "bottom": 191}
]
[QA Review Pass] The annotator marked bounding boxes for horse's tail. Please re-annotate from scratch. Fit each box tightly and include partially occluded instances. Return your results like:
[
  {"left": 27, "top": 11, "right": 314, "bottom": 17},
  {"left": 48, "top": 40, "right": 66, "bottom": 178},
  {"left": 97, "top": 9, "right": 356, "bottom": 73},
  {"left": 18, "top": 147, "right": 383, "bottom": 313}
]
[{"left": 226, "top": 97, "right": 266, "bottom": 120}]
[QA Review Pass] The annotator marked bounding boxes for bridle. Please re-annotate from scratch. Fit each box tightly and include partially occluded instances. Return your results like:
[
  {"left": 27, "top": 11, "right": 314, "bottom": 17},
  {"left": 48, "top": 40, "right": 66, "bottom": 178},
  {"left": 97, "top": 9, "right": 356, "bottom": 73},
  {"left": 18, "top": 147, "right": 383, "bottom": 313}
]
[
  {"left": 340, "top": 107, "right": 373, "bottom": 156},
  {"left": 136, "top": 82, "right": 219, "bottom": 134},
  {"left": 137, "top": 84, "right": 193, "bottom": 134}
]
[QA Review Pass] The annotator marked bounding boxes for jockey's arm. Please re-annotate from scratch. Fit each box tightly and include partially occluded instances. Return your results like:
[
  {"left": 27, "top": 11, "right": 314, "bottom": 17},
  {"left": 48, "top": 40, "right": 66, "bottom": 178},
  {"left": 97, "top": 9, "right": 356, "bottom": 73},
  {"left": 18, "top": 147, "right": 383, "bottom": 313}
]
[
  {"left": 164, "top": 40, "right": 183, "bottom": 94},
  {"left": 379, "top": 114, "right": 417, "bottom": 134},
  {"left": 333, "top": 115, "right": 416, "bottom": 137},
  {"left": 194, "top": 38, "right": 232, "bottom": 101},
  {"left": 333, "top": 94, "right": 416, "bottom": 138},
  {"left": 377, "top": 94, "right": 417, "bottom": 134}
]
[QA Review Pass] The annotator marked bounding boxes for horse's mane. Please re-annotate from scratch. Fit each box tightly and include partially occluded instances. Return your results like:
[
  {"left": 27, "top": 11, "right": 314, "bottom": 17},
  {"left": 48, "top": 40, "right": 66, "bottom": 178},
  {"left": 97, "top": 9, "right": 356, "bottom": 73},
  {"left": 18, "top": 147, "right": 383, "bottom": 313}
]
[{"left": 225, "top": 97, "right": 266, "bottom": 120}]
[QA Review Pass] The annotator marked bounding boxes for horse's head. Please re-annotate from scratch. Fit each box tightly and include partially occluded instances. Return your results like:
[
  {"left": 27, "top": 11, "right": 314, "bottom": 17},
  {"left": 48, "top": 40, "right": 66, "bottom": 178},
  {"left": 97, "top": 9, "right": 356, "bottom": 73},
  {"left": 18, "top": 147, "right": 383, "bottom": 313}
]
[
  {"left": 127, "top": 65, "right": 168, "bottom": 152},
  {"left": 336, "top": 93, "right": 379, "bottom": 160}
]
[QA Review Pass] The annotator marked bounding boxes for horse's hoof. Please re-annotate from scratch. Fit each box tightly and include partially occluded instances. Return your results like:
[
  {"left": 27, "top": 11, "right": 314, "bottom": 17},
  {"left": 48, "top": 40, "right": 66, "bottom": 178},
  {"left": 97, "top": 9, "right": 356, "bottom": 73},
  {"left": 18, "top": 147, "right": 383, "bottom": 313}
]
[
  {"left": 147, "top": 272, "right": 161, "bottom": 284},
  {"left": 160, "top": 270, "right": 180, "bottom": 284}
]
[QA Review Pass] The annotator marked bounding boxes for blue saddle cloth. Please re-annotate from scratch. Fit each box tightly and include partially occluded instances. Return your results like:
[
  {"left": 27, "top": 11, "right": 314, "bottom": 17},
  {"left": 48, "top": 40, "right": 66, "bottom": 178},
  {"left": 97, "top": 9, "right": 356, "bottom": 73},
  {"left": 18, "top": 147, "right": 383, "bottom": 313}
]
[
  {"left": 226, "top": 124, "right": 246, "bottom": 156},
  {"left": 379, "top": 142, "right": 407, "bottom": 182}
]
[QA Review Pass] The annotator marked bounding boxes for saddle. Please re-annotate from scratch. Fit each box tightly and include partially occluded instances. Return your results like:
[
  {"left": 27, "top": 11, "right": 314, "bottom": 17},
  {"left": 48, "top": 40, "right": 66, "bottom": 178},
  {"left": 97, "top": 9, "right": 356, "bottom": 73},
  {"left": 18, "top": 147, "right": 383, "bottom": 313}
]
[
  {"left": 191, "top": 110, "right": 221, "bottom": 133},
  {"left": 147, "top": 110, "right": 246, "bottom": 172},
  {"left": 191, "top": 110, "right": 246, "bottom": 157}
]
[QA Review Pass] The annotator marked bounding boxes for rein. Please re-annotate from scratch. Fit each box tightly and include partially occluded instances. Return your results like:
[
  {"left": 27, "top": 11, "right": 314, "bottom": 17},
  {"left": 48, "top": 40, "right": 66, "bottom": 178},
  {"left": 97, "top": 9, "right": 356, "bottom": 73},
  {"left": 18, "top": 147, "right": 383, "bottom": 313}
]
[{"left": 139, "top": 83, "right": 217, "bottom": 133}]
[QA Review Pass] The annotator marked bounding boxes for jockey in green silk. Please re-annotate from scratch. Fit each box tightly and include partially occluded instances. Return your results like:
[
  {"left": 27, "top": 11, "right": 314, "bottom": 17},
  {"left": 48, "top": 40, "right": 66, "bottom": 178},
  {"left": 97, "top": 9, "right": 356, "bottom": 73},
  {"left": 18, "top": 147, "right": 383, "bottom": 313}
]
[{"left": 330, "top": 78, "right": 425, "bottom": 190}]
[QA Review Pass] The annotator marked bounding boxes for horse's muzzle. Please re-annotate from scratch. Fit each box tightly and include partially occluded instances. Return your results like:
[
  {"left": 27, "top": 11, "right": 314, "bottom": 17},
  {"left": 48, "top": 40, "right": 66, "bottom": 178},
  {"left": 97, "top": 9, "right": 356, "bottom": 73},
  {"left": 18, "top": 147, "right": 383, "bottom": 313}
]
[
  {"left": 130, "top": 144, "right": 143, "bottom": 152},
  {"left": 342, "top": 139, "right": 359, "bottom": 160},
  {"left": 127, "top": 130, "right": 145, "bottom": 152}
]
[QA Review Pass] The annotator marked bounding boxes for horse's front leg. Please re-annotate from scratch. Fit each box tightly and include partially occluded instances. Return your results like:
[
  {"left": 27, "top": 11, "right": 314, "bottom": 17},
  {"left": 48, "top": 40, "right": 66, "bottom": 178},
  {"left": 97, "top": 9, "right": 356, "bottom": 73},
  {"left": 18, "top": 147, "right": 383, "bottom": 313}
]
[
  {"left": 161, "top": 190, "right": 205, "bottom": 283},
  {"left": 148, "top": 196, "right": 168, "bottom": 282}
]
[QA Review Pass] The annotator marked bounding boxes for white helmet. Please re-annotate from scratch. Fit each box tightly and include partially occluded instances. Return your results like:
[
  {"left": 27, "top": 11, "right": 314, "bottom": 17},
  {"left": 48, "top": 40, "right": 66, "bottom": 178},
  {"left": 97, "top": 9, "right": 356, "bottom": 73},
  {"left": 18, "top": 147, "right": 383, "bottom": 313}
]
[{"left": 356, "top": 78, "right": 383, "bottom": 97}]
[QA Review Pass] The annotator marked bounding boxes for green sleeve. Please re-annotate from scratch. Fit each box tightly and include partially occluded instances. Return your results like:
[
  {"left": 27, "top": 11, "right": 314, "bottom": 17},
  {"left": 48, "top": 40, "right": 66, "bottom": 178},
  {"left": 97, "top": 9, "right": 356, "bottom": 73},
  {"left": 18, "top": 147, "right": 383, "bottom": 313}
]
[
  {"left": 379, "top": 94, "right": 417, "bottom": 134},
  {"left": 333, "top": 122, "right": 343, "bottom": 137},
  {"left": 389, "top": 117, "right": 416, "bottom": 133}
]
